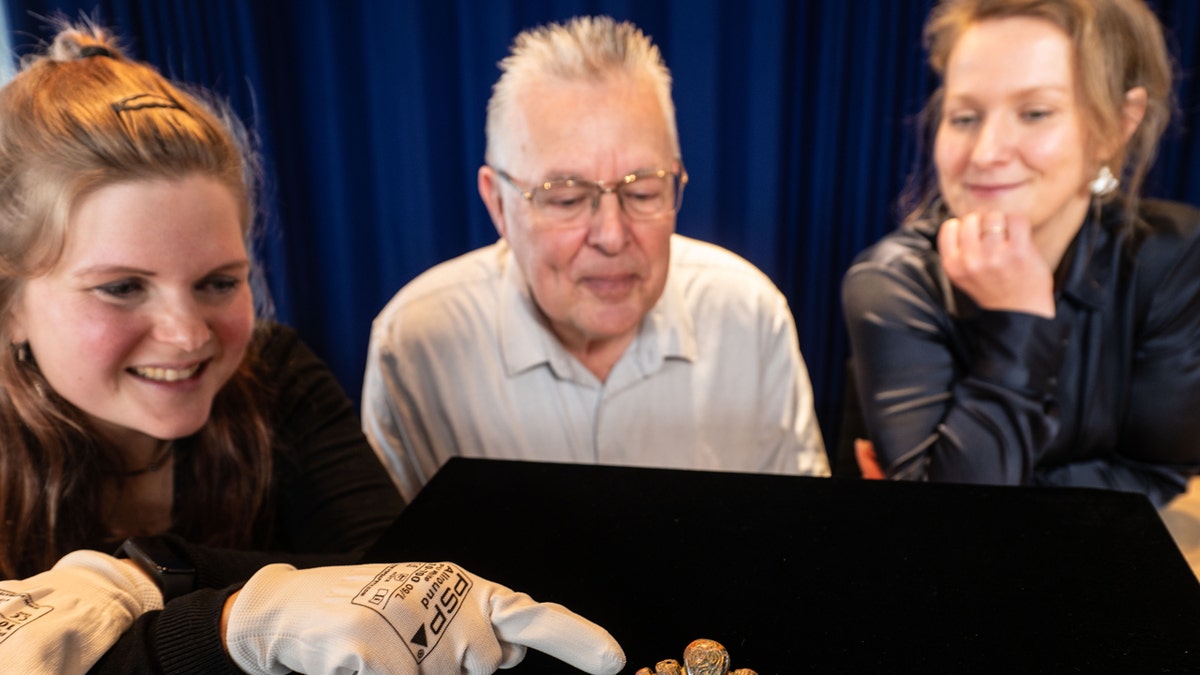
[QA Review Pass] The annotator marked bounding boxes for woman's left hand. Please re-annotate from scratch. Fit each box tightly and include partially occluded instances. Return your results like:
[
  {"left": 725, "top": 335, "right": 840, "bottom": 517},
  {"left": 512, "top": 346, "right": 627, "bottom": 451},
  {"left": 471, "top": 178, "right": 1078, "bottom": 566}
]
[{"left": 937, "top": 211, "right": 1055, "bottom": 318}]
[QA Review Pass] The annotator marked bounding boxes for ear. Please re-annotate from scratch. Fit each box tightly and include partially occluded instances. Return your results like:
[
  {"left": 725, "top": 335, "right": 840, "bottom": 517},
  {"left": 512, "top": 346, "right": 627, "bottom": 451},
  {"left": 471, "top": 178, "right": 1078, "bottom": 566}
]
[
  {"left": 1093, "top": 87, "right": 1148, "bottom": 166},
  {"left": 478, "top": 165, "right": 508, "bottom": 239},
  {"left": 1121, "top": 86, "right": 1148, "bottom": 142}
]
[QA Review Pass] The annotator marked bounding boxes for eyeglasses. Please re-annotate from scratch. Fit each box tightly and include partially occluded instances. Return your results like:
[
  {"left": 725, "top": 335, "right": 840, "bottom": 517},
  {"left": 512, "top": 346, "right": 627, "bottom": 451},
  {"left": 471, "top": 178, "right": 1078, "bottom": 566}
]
[{"left": 493, "top": 165, "right": 687, "bottom": 228}]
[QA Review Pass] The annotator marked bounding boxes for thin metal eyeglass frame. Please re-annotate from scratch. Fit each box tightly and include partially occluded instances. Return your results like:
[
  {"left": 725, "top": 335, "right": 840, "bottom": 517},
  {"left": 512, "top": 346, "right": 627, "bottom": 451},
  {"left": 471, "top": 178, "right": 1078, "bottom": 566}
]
[{"left": 492, "top": 166, "right": 688, "bottom": 223}]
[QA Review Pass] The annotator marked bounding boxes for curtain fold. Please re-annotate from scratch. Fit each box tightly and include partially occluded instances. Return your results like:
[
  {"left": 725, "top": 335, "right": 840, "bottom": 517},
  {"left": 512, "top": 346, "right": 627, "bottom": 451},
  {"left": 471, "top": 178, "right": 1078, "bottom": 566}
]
[{"left": 7, "top": 0, "right": 1199, "bottom": 451}]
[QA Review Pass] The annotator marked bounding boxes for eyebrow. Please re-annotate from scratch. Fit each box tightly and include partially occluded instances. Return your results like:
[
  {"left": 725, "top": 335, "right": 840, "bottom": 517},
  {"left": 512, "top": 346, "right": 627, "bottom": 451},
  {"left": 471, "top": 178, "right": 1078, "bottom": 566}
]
[
  {"left": 537, "top": 171, "right": 591, "bottom": 183},
  {"left": 72, "top": 259, "right": 251, "bottom": 278},
  {"left": 945, "top": 84, "right": 1072, "bottom": 101},
  {"left": 540, "top": 166, "right": 665, "bottom": 182}
]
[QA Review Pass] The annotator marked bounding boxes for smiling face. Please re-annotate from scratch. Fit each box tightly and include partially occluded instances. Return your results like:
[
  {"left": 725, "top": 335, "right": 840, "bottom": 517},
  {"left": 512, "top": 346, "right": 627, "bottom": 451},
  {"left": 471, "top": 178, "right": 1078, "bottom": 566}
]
[
  {"left": 482, "top": 73, "right": 677, "bottom": 358},
  {"left": 934, "top": 16, "right": 1093, "bottom": 257},
  {"left": 8, "top": 174, "right": 254, "bottom": 453}
]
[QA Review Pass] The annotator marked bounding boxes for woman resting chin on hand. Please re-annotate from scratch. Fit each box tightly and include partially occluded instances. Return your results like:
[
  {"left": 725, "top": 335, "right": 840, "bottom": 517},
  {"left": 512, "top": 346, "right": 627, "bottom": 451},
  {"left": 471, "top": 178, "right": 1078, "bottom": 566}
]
[{"left": 842, "top": 0, "right": 1200, "bottom": 508}]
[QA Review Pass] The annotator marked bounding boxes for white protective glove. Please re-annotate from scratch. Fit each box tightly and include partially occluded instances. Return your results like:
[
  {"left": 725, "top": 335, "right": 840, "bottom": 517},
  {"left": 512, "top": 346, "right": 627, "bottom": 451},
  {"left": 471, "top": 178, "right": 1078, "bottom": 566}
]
[
  {"left": 0, "top": 550, "right": 164, "bottom": 674},
  {"left": 226, "top": 561, "right": 625, "bottom": 675}
]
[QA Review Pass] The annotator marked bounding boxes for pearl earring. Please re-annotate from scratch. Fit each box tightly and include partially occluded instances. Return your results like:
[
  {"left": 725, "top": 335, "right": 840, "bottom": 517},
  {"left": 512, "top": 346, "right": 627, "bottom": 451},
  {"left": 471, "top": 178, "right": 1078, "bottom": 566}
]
[
  {"left": 14, "top": 342, "right": 29, "bottom": 363},
  {"left": 1089, "top": 166, "right": 1119, "bottom": 197}
]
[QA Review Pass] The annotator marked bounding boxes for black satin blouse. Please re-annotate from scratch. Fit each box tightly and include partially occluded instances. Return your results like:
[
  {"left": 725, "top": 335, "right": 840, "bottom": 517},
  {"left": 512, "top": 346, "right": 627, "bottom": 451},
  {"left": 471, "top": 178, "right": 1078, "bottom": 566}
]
[{"left": 843, "top": 199, "right": 1200, "bottom": 507}]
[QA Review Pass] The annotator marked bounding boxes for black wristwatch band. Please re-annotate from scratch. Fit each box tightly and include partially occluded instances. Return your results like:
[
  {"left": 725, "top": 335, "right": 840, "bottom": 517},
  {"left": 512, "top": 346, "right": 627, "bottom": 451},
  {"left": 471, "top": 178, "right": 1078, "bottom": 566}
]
[{"left": 116, "top": 536, "right": 197, "bottom": 603}]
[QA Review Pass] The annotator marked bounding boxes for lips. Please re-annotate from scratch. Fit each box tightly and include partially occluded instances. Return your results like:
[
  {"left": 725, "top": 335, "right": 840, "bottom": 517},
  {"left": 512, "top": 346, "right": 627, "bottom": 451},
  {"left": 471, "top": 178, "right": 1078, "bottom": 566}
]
[
  {"left": 128, "top": 361, "right": 207, "bottom": 382},
  {"left": 580, "top": 274, "right": 638, "bottom": 299},
  {"left": 965, "top": 180, "right": 1024, "bottom": 197}
]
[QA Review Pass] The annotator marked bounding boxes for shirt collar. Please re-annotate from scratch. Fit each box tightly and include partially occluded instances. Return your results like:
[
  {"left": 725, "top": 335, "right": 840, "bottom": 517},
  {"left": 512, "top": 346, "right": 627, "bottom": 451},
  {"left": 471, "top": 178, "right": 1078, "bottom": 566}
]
[
  {"left": 497, "top": 242, "right": 557, "bottom": 376},
  {"left": 635, "top": 253, "right": 698, "bottom": 365},
  {"left": 1054, "top": 206, "right": 1117, "bottom": 310}
]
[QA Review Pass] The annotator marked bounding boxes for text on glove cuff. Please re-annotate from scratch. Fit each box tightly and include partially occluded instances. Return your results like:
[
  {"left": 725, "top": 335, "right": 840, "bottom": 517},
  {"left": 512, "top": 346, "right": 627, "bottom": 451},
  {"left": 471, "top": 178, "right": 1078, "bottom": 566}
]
[{"left": 351, "top": 562, "right": 474, "bottom": 665}]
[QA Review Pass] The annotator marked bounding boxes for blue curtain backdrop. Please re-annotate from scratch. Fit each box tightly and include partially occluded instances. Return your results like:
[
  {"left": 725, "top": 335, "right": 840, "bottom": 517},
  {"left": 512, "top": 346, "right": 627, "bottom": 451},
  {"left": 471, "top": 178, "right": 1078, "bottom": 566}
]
[{"left": 6, "top": 0, "right": 1200, "bottom": 454}]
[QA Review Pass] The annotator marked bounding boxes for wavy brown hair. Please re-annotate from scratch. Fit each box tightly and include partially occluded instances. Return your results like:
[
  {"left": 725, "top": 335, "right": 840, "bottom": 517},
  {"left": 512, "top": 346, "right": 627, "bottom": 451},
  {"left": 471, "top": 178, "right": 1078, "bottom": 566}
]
[
  {"left": 0, "top": 21, "right": 274, "bottom": 578},
  {"left": 904, "top": 0, "right": 1174, "bottom": 227}
]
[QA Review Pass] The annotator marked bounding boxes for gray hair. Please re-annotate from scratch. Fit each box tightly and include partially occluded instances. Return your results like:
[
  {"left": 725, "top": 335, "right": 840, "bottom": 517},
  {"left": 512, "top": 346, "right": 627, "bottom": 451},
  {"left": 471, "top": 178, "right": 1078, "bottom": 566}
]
[{"left": 484, "top": 15, "right": 680, "bottom": 166}]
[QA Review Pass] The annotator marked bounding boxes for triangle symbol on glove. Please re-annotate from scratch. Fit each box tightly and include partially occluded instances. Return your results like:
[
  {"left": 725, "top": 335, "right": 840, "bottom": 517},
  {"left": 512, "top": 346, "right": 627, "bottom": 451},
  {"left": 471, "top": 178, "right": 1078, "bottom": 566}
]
[{"left": 411, "top": 624, "right": 429, "bottom": 648}]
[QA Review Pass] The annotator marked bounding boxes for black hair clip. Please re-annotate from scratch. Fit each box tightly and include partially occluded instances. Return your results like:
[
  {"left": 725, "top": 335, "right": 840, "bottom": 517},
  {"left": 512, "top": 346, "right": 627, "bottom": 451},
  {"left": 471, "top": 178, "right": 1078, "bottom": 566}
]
[
  {"left": 79, "top": 45, "right": 115, "bottom": 59},
  {"left": 110, "top": 93, "right": 186, "bottom": 114}
]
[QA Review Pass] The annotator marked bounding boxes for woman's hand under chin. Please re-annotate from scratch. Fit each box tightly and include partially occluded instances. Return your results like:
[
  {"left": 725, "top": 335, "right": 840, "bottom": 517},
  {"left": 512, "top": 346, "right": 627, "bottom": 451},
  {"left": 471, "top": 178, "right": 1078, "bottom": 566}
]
[{"left": 937, "top": 211, "right": 1056, "bottom": 318}]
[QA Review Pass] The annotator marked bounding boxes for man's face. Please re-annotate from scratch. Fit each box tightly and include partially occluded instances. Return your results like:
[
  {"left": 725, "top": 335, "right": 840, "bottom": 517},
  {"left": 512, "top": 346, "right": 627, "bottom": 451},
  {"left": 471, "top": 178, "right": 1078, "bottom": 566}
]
[{"left": 482, "top": 74, "right": 677, "bottom": 356}]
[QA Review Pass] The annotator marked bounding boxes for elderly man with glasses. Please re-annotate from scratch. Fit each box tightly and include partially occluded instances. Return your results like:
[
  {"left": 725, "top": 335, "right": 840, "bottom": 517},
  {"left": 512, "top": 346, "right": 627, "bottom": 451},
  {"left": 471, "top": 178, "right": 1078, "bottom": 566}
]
[{"left": 362, "top": 16, "right": 828, "bottom": 501}]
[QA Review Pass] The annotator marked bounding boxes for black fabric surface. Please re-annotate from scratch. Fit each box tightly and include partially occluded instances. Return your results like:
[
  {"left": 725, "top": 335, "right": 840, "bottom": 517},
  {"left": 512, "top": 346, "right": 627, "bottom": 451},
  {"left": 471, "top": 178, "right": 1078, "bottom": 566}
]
[{"left": 366, "top": 457, "right": 1200, "bottom": 673}]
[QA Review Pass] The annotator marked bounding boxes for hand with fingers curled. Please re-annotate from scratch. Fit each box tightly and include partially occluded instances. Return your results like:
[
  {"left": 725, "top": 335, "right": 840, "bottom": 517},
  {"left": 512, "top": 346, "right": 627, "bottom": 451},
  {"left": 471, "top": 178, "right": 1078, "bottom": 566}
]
[
  {"left": 636, "top": 638, "right": 758, "bottom": 675},
  {"left": 936, "top": 211, "right": 1056, "bottom": 318}
]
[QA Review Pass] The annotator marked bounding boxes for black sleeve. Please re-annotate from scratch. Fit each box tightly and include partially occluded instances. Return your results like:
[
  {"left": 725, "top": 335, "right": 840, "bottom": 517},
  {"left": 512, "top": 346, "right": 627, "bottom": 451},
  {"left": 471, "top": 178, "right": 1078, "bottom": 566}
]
[
  {"left": 88, "top": 536, "right": 367, "bottom": 674},
  {"left": 843, "top": 254, "right": 1068, "bottom": 485},
  {"left": 89, "top": 588, "right": 242, "bottom": 675}
]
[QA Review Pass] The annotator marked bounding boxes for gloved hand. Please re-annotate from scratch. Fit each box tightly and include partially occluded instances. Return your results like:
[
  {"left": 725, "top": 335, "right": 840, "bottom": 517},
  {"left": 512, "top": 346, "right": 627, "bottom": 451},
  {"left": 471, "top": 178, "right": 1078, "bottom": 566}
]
[
  {"left": 0, "top": 550, "right": 164, "bottom": 674},
  {"left": 225, "top": 561, "right": 625, "bottom": 675}
]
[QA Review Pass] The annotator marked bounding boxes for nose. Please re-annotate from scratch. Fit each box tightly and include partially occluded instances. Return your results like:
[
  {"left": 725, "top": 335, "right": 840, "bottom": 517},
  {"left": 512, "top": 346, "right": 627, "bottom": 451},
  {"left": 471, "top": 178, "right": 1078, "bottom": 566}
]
[
  {"left": 586, "top": 189, "right": 629, "bottom": 254},
  {"left": 151, "top": 301, "right": 212, "bottom": 352},
  {"left": 970, "top": 114, "right": 1014, "bottom": 167}
]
